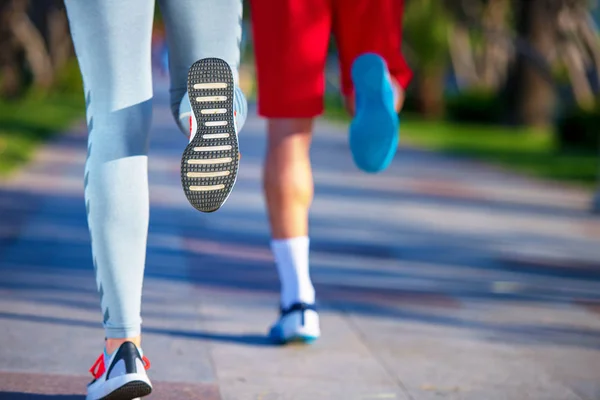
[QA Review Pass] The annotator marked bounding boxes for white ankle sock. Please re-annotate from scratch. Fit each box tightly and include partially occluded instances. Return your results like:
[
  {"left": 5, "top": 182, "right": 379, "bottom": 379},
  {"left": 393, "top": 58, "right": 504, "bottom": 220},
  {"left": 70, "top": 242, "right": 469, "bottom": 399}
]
[{"left": 271, "top": 236, "right": 315, "bottom": 309}]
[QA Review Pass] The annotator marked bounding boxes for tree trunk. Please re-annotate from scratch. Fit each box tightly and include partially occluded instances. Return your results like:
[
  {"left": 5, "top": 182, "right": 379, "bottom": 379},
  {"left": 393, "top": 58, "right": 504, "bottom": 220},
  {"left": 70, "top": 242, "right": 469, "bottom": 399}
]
[
  {"left": 8, "top": 0, "right": 54, "bottom": 89},
  {"left": 1, "top": 60, "right": 23, "bottom": 98},
  {"left": 480, "top": 0, "right": 510, "bottom": 90},
  {"left": 0, "top": 0, "right": 22, "bottom": 97},
  {"left": 448, "top": 23, "right": 478, "bottom": 88},
  {"left": 509, "top": 0, "right": 556, "bottom": 128},
  {"left": 579, "top": 12, "right": 600, "bottom": 90},
  {"left": 562, "top": 40, "right": 595, "bottom": 108},
  {"left": 557, "top": 5, "right": 595, "bottom": 108},
  {"left": 47, "top": 5, "right": 73, "bottom": 71},
  {"left": 417, "top": 67, "right": 446, "bottom": 118}
]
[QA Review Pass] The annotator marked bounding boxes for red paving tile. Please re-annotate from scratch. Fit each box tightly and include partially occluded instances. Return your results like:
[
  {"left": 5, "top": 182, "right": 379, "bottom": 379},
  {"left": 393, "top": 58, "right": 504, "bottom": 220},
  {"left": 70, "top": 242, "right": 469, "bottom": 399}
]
[
  {"left": 575, "top": 299, "right": 600, "bottom": 316},
  {"left": 320, "top": 284, "right": 461, "bottom": 309},
  {"left": 408, "top": 179, "right": 486, "bottom": 201},
  {"left": 184, "top": 238, "right": 273, "bottom": 263},
  {"left": 582, "top": 220, "right": 600, "bottom": 240},
  {"left": 0, "top": 372, "right": 221, "bottom": 400},
  {"left": 500, "top": 254, "right": 600, "bottom": 273}
]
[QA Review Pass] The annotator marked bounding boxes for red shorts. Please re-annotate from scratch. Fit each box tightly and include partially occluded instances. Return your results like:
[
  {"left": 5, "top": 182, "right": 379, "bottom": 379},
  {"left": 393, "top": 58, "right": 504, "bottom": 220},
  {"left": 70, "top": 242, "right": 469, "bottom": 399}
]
[{"left": 250, "top": 0, "right": 413, "bottom": 118}]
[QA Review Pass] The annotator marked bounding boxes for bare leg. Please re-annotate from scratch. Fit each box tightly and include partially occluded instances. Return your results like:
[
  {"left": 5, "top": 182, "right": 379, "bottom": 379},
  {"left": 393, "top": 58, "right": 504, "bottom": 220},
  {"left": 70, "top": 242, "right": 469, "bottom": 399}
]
[{"left": 264, "top": 118, "right": 314, "bottom": 239}]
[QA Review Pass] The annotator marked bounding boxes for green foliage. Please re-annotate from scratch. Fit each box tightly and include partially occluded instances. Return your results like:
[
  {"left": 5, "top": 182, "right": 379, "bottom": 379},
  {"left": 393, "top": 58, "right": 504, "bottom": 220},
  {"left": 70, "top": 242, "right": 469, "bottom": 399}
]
[
  {"left": 401, "top": 116, "right": 597, "bottom": 186},
  {"left": 556, "top": 101, "right": 600, "bottom": 151},
  {"left": 53, "top": 59, "right": 84, "bottom": 95},
  {"left": 0, "top": 59, "right": 84, "bottom": 176},
  {"left": 0, "top": 90, "right": 84, "bottom": 176},
  {"left": 324, "top": 96, "right": 597, "bottom": 186},
  {"left": 403, "top": 0, "right": 452, "bottom": 70},
  {"left": 445, "top": 88, "right": 505, "bottom": 124}
]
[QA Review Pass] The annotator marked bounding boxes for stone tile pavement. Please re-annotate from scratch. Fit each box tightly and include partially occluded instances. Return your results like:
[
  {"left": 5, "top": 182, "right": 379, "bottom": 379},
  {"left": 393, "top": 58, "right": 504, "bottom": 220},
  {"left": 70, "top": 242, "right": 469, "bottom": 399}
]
[{"left": 1, "top": 78, "right": 599, "bottom": 400}]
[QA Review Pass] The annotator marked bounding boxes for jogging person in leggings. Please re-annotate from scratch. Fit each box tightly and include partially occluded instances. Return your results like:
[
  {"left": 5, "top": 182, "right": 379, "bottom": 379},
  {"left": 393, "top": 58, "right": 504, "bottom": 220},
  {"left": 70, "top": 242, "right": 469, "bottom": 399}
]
[
  {"left": 250, "top": 0, "right": 412, "bottom": 344},
  {"left": 64, "top": 1, "right": 247, "bottom": 398}
]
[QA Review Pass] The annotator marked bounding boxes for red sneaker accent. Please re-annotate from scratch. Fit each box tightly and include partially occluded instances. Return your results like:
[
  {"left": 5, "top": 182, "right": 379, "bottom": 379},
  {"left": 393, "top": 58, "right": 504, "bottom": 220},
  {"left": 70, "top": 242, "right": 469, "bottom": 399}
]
[
  {"left": 142, "top": 355, "right": 151, "bottom": 370},
  {"left": 89, "top": 354, "right": 105, "bottom": 379},
  {"left": 89, "top": 352, "right": 150, "bottom": 379}
]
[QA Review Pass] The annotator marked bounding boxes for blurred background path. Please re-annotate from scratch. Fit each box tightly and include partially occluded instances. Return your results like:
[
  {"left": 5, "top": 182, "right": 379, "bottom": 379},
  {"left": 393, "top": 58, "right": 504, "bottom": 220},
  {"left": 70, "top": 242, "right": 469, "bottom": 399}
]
[{"left": 1, "top": 75, "right": 600, "bottom": 399}]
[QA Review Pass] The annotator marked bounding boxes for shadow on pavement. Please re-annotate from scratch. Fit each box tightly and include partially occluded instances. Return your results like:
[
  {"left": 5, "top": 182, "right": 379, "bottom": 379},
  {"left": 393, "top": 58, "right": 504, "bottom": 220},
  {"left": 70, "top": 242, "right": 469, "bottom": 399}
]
[
  {"left": 1, "top": 182, "right": 600, "bottom": 349},
  {"left": 0, "top": 394, "right": 83, "bottom": 400},
  {"left": 0, "top": 312, "right": 274, "bottom": 347},
  {"left": 1, "top": 111, "right": 600, "bottom": 352}
]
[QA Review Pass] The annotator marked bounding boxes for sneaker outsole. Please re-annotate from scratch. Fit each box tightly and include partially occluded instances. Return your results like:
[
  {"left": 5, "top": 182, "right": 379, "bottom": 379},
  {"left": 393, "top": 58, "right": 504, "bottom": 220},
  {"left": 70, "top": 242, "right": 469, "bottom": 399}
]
[
  {"left": 272, "top": 334, "right": 319, "bottom": 345},
  {"left": 181, "top": 58, "right": 239, "bottom": 213},
  {"left": 349, "top": 53, "right": 399, "bottom": 173},
  {"left": 99, "top": 380, "right": 152, "bottom": 400},
  {"left": 268, "top": 326, "right": 320, "bottom": 345}
]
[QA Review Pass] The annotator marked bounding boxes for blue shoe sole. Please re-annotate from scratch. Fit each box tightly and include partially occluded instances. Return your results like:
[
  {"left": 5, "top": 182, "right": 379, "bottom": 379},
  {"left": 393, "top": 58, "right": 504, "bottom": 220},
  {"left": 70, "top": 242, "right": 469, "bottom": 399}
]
[
  {"left": 268, "top": 327, "right": 319, "bottom": 345},
  {"left": 349, "top": 53, "right": 399, "bottom": 173}
]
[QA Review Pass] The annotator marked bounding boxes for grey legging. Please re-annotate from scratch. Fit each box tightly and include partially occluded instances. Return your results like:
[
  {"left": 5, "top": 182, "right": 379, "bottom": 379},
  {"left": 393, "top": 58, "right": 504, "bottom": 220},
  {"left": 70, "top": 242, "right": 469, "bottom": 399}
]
[{"left": 64, "top": 0, "right": 243, "bottom": 338}]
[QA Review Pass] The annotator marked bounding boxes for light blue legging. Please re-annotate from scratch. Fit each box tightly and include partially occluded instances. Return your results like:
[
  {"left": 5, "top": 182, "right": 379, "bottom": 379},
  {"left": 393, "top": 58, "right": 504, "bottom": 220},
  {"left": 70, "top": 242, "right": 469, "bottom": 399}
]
[{"left": 64, "top": 0, "right": 243, "bottom": 338}]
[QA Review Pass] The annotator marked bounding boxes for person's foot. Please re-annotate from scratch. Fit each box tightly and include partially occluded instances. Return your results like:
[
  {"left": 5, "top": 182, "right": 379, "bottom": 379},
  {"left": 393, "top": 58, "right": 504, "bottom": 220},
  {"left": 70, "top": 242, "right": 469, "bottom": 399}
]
[
  {"left": 349, "top": 53, "right": 400, "bottom": 173},
  {"left": 268, "top": 302, "right": 320, "bottom": 344},
  {"left": 86, "top": 341, "right": 152, "bottom": 400},
  {"left": 179, "top": 57, "right": 247, "bottom": 213}
]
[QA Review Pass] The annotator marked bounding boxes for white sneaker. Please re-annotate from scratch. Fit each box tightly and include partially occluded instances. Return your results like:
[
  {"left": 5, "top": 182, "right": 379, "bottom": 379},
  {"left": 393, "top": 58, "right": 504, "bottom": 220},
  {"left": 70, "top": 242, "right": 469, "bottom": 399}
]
[
  {"left": 180, "top": 57, "right": 241, "bottom": 213},
  {"left": 86, "top": 341, "right": 152, "bottom": 400},
  {"left": 268, "top": 302, "right": 321, "bottom": 344}
]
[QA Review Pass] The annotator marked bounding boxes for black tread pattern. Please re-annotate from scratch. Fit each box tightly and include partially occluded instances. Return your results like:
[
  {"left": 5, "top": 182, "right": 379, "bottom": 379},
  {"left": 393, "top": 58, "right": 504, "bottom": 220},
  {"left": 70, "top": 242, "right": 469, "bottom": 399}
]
[
  {"left": 99, "top": 381, "right": 152, "bottom": 400},
  {"left": 181, "top": 58, "right": 239, "bottom": 213}
]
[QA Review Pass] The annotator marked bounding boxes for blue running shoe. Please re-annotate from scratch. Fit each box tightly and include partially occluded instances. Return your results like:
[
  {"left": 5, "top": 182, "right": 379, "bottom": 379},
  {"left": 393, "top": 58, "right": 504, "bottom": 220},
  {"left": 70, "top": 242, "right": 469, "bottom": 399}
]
[{"left": 349, "top": 53, "right": 399, "bottom": 173}]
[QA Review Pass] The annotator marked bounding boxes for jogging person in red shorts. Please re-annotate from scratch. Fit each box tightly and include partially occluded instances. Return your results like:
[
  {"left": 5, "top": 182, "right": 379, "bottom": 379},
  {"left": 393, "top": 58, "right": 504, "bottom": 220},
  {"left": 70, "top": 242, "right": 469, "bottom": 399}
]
[{"left": 250, "top": 0, "right": 412, "bottom": 344}]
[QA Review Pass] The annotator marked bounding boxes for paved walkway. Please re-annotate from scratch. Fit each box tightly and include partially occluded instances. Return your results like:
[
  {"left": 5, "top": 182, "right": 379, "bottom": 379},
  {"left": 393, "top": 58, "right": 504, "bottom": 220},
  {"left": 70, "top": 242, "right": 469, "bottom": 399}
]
[{"left": 1, "top": 77, "right": 600, "bottom": 400}]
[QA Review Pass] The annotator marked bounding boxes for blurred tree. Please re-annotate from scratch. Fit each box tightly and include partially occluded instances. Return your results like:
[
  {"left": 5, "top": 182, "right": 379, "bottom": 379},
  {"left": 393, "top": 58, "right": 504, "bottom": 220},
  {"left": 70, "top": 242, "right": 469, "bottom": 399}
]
[
  {"left": 32, "top": 0, "right": 73, "bottom": 74},
  {"left": 480, "top": 0, "right": 512, "bottom": 88},
  {"left": 446, "top": 0, "right": 600, "bottom": 127},
  {"left": 506, "top": 0, "right": 557, "bottom": 128},
  {"left": 554, "top": 0, "right": 600, "bottom": 108},
  {"left": 508, "top": 0, "right": 600, "bottom": 126},
  {"left": 403, "top": 0, "right": 452, "bottom": 118},
  {"left": 445, "top": 0, "right": 512, "bottom": 91},
  {"left": 0, "top": 0, "right": 73, "bottom": 97},
  {"left": 0, "top": 0, "right": 24, "bottom": 97}
]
